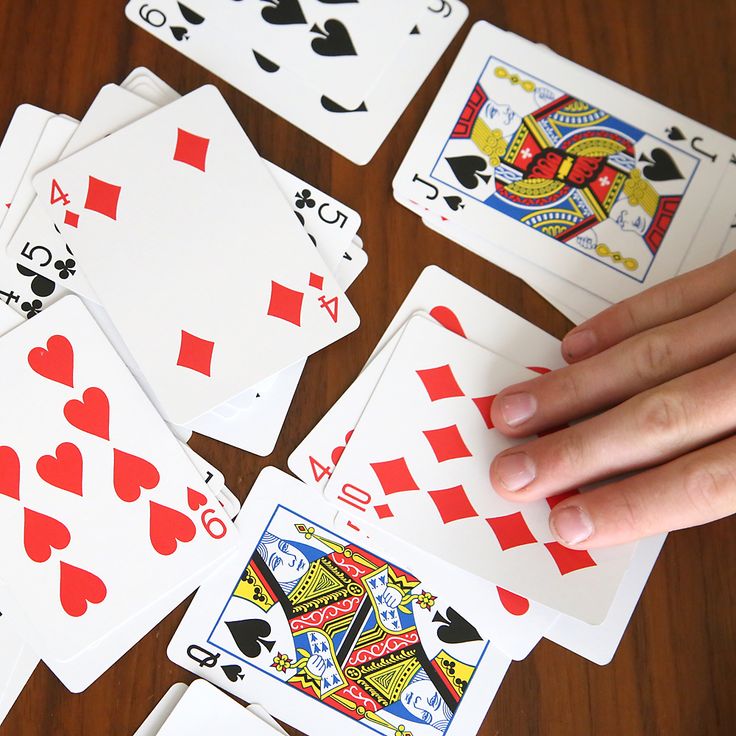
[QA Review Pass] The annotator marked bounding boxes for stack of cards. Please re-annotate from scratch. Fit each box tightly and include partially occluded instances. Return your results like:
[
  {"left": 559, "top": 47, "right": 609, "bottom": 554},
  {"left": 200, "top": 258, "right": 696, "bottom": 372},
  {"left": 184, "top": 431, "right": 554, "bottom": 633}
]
[
  {"left": 394, "top": 22, "right": 736, "bottom": 324},
  {"left": 0, "top": 67, "right": 366, "bottom": 456},
  {"left": 165, "top": 267, "right": 666, "bottom": 736},
  {"left": 124, "top": 0, "right": 469, "bottom": 164}
]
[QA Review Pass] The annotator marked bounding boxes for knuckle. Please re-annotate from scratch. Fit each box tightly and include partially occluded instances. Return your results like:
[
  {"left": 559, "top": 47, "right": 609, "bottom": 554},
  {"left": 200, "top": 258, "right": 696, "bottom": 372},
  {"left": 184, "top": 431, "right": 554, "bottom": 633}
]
[
  {"left": 551, "top": 430, "right": 588, "bottom": 476},
  {"left": 551, "top": 368, "right": 585, "bottom": 410},
  {"left": 633, "top": 390, "right": 690, "bottom": 451},
  {"left": 681, "top": 461, "right": 736, "bottom": 518},
  {"left": 632, "top": 333, "right": 675, "bottom": 385}
]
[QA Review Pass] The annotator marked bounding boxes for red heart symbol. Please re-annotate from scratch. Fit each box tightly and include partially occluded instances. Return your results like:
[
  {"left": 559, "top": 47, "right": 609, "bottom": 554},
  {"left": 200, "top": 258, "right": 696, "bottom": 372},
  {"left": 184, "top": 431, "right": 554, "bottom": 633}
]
[
  {"left": 149, "top": 501, "right": 196, "bottom": 556},
  {"left": 187, "top": 487, "right": 208, "bottom": 511},
  {"left": 113, "top": 449, "right": 160, "bottom": 503},
  {"left": 24, "top": 508, "right": 71, "bottom": 563},
  {"left": 496, "top": 586, "right": 530, "bottom": 616},
  {"left": 37, "top": 443, "right": 83, "bottom": 495},
  {"left": 330, "top": 430, "right": 354, "bottom": 466},
  {"left": 59, "top": 561, "right": 107, "bottom": 617},
  {"left": 0, "top": 446, "right": 20, "bottom": 501},
  {"left": 64, "top": 387, "right": 110, "bottom": 440},
  {"left": 28, "top": 335, "right": 74, "bottom": 387},
  {"left": 430, "top": 305, "right": 466, "bottom": 338}
]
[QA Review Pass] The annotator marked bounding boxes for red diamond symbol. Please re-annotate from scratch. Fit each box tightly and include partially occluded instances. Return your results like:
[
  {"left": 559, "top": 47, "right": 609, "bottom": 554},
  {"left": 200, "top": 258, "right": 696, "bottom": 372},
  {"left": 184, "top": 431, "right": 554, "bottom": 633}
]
[
  {"left": 308, "top": 272, "right": 324, "bottom": 290},
  {"left": 64, "top": 210, "right": 80, "bottom": 228},
  {"left": 472, "top": 395, "right": 496, "bottom": 429},
  {"left": 428, "top": 485, "right": 478, "bottom": 524},
  {"left": 176, "top": 330, "right": 215, "bottom": 377},
  {"left": 544, "top": 542, "right": 597, "bottom": 575},
  {"left": 267, "top": 281, "right": 304, "bottom": 326},
  {"left": 370, "top": 458, "right": 419, "bottom": 496},
  {"left": 527, "top": 365, "right": 551, "bottom": 375},
  {"left": 423, "top": 425, "right": 472, "bottom": 463},
  {"left": 416, "top": 364, "right": 464, "bottom": 401},
  {"left": 486, "top": 512, "right": 537, "bottom": 551},
  {"left": 546, "top": 489, "right": 581, "bottom": 510},
  {"left": 173, "top": 128, "right": 210, "bottom": 171},
  {"left": 374, "top": 504, "right": 394, "bottom": 520},
  {"left": 84, "top": 176, "right": 121, "bottom": 220}
]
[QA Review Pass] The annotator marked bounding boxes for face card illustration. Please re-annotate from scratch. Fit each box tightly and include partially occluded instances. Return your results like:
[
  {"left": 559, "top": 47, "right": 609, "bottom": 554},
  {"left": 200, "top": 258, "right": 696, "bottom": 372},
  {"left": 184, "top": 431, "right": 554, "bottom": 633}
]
[
  {"left": 432, "top": 58, "right": 699, "bottom": 284},
  {"left": 32, "top": 85, "right": 360, "bottom": 425},
  {"left": 0, "top": 296, "right": 236, "bottom": 690},
  {"left": 323, "top": 316, "right": 634, "bottom": 624},
  {"left": 394, "top": 22, "right": 734, "bottom": 300},
  {"left": 168, "top": 468, "right": 510, "bottom": 736}
]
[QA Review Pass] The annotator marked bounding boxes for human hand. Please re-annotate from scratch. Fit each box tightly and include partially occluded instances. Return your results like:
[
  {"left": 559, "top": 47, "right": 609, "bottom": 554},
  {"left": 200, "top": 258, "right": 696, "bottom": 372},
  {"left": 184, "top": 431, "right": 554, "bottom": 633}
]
[{"left": 489, "top": 252, "right": 736, "bottom": 548}]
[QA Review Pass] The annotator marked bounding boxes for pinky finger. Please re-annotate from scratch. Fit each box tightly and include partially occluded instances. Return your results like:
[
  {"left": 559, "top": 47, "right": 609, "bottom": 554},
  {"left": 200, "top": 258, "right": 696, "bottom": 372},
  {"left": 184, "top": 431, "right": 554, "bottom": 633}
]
[{"left": 548, "top": 435, "right": 736, "bottom": 549}]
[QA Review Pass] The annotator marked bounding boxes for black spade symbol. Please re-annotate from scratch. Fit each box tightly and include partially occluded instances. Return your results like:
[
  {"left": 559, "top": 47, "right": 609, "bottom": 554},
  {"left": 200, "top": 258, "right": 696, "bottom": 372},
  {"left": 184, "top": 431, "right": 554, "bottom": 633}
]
[
  {"left": 221, "top": 664, "right": 245, "bottom": 682},
  {"left": 177, "top": 2, "right": 205, "bottom": 24},
  {"left": 170, "top": 26, "right": 188, "bottom": 41},
  {"left": 261, "top": 0, "right": 307, "bottom": 25},
  {"left": 639, "top": 148, "right": 684, "bottom": 182},
  {"left": 226, "top": 618, "right": 275, "bottom": 659},
  {"left": 666, "top": 125, "right": 686, "bottom": 141},
  {"left": 444, "top": 195, "right": 464, "bottom": 211},
  {"left": 310, "top": 19, "right": 357, "bottom": 56},
  {"left": 433, "top": 608, "right": 482, "bottom": 645},
  {"left": 446, "top": 156, "right": 491, "bottom": 189},
  {"left": 253, "top": 50, "right": 280, "bottom": 73}
]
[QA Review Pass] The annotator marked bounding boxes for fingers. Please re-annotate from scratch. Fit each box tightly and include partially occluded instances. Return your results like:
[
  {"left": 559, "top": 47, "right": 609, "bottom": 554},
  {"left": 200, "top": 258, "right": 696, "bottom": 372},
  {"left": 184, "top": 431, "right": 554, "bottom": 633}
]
[
  {"left": 561, "top": 251, "right": 736, "bottom": 363},
  {"left": 546, "top": 433, "right": 736, "bottom": 548},
  {"left": 490, "top": 353, "right": 736, "bottom": 501},
  {"left": 491, "top": 291, "right": 736, "bottom": 437}
]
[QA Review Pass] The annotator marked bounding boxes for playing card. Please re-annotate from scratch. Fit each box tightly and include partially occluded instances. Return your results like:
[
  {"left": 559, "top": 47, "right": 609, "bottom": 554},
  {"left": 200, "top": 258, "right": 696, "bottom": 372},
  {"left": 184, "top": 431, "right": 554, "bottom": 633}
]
[
  {"left": 0, "top": 613, "right": 38, "bottom": 728},
  {"left": 32, "top": 85, "right": 360, "bottom": 425},
  {"left": 544, "top": 533, "right": 666, "bottom": 664},
  {"left": 201, "top": 0, "right": 426, "bottom": 107},
  {"left": 324, "top": 315, "right": 635, "bottom": 624},
  {"left": 124, "top": 0, "right": 468, "bottom": 165},
  {"left": 168, "top": 467, "right": 511, "bottom": 735},
  {"left": 0, "top": 105, "right": 57, "bottom": 226},
  {"left": 155, "top": 679, "right": 277, "bottom": 735},
  {"left": 290, "top": 265, "right": 565, "bottom": 494},
  {"left": 133, "top": 682, "right": 188, "bottom": 736},
  {"left": 0, "top": 113, "right": 76, "bottom": 319},
  {"left": 0, "top": 296, "right": 236, "bottom": 691},
  {"left": 394, "top": 21, "right": 736, "bottom": 303}
]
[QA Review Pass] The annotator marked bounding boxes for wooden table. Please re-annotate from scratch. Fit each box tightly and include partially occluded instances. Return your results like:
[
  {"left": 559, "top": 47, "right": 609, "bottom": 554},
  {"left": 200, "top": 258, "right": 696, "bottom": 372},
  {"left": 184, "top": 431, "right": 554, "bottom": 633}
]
[{"left": 2, "top": 1, "right": 735, "bottom": 733}]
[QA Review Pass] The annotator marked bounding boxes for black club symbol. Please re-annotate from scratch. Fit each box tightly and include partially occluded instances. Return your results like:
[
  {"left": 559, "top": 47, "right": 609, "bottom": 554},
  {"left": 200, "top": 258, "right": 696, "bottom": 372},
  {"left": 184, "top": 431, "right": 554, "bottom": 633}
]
[
  {"left": 21, "top": 299, "right": 43, "bottom": 318},
  {"left": 54, "top": 258, "right": 76, "bottom": 279},
  {"left": 295, "top": 189, "right": 316, "bottom": 209}
]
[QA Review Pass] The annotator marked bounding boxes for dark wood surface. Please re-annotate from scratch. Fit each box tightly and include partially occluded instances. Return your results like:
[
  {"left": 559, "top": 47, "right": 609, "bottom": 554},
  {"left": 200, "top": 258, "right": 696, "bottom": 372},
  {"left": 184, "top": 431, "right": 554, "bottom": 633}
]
[{"left": 2, "top": 1, "right": 735, "bottom": 733}]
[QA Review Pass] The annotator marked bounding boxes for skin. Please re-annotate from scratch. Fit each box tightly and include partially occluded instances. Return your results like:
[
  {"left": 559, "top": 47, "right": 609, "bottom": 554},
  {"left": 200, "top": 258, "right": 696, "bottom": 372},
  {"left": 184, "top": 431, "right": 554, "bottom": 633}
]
[{"left": 489, "top": 251, "right": 736, "bottom": 549}]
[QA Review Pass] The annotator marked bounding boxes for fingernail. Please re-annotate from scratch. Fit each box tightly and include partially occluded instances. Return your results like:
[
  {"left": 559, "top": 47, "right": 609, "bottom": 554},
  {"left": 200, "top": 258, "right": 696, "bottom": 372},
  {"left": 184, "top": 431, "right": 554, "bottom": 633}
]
[
  {"left": 494, "top": 453, "right": 536, "bottom": 492},
  {"left": 562, "top": 329, "right": 596, "bottom": 360},
  {"left": 499, "top": 392, "right": 537, "bottom": 427},
  {"left": 550, "top": 506, "right": 594, "bottom": 545}
]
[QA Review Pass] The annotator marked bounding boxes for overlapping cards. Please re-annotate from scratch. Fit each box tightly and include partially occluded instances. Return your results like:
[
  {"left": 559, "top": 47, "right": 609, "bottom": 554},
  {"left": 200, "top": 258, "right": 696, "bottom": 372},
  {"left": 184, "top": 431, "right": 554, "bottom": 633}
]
[
  {"left": 124, "top": 0, "right": 469, "bottom": 164},
  {"left": 160, "top": 267, "right": 666, "bottom": 736},
  {"left": 0, "top": 67, "right": 366, "bottom": 456},
  {"left": 0, "top": 63, "right": 365, "bottom": 710},
  {"left": 394, "top": 21, "right": 736, "bottom": 323}
]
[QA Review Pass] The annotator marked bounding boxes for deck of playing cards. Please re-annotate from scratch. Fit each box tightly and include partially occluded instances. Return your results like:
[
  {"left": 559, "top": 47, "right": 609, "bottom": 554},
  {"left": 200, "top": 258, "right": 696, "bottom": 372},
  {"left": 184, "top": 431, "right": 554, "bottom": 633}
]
[
  {"left": 124, "top": 0, "right": 469, "bottom": 164},
  {"left": 394, "top": 21, "right": 736, "bottom": 324}
]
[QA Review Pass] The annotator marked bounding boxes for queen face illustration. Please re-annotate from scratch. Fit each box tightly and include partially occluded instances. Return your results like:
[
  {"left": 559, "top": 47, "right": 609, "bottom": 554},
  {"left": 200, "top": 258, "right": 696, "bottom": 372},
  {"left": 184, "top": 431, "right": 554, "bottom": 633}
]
[{"left": 258, "top": 533, "right": 309, "bottom": 590}]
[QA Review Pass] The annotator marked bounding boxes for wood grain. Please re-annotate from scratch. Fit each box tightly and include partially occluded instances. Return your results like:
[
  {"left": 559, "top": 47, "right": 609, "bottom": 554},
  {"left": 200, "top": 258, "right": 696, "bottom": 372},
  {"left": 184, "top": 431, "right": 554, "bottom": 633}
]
[{"left": 1, "top": 1, "right": 735, "bottom": 734}]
